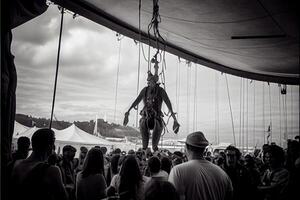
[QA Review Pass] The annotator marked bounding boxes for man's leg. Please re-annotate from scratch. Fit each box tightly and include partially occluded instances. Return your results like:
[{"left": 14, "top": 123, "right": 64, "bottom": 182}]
[
  {"left": 152, "top": 119, "right": 163, "bottom": 151},
  {"left": 139, "top": 117, "right": 150, "bottom": 150}
]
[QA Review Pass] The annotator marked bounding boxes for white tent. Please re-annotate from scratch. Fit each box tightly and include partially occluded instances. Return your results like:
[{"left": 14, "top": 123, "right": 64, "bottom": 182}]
[{"left": 13, "top": 121, "right": 30, "bottom": 138}]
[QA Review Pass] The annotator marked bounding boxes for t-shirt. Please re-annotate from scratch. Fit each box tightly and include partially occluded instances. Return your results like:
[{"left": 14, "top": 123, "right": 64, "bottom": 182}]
[{"left": 169, "top": 159, "right": 233, "bottom": 200}]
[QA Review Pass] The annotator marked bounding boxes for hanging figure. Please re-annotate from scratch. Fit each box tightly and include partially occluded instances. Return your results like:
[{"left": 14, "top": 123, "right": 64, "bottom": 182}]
[{"left": 123, "top": 70, "right": 180, "bottom": 151}]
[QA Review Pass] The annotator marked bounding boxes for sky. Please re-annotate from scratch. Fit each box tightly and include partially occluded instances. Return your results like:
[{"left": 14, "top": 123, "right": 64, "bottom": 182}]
[{"left": 12, "top": 5, "right": 299, "bottom": 147}]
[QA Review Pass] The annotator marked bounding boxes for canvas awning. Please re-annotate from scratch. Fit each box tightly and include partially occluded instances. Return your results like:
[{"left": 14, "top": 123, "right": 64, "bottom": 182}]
[{"left": 51, "top": 0, "right": 299, "bottom": 84}]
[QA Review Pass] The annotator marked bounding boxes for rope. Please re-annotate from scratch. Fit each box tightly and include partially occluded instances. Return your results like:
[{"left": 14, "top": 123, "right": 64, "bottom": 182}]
[
  {"left": 50, "top": 7, "right": 64, "bottom": 129},
  {"left": 239, "top": 78, "right": 242, "bottom": 148},
  {"left": 278, "top": 85, "right": 282, "bottom": 146},
  {"left": 253, "top": 81, "right": 256, "bottom": 148},
  {"left": 113, "top": 35, "right": 122, "bottom": 123},
  {"left": 193, "top": 65, "right": 198, "bottom": 132},
  {"left": 267, "top": 82, "right": 272, "bottom": 144},
  {"left": 225, "top": 74, "right": 236, "bottom": 146},
  {"left": 246, "top": 79, "right": 249, "bottom": 152},
  {"left": 215, "top": 72, "right": 219, "bottom": 144},
  {"left": 135, "top": 0, "right": 142, "bottom": 128},
  {"left": 186, "top": 62, "right": 191, "bottom": 134},
  {"left": 175, "top": 57, "right": 181, "bottom": 122},
  {"left": 263, "top": 82, "right": 265, "bottom": 144},
  {"left": 242, "top": 79, "right": 245, "bottom": 151}
]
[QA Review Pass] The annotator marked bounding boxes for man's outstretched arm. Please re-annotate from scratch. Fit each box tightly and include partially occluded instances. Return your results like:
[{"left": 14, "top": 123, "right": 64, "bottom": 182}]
[{"left": 123, "top": 87, "right": 146, "bottom": 126}]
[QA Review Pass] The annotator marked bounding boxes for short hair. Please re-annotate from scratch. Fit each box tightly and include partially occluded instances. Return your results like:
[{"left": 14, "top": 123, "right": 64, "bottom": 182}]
[
  {"left": 80, "top": 146, "right": 88, "bottom": 153},
  {"left": 265, "top": 144, "right": 285, "bottom": 164},
  {"left": 63, "top": 145, "right": 76, "bottom": 153},
  {"left": 31, "top": 129, "right": 55, "bottom": 153},
  {"left": 225, "top": 145, "right": 241, "bottom": 159},
  {"left": 100, "top": 146, "right": 107, "bottom": 154},
  {"left": 17, "top": 136, "right": 31, "bottom": 150},
  {"left": 114, "top": 148, "right": 121, "bottom": 154},
  {"left": 148, "top": 156, "right": 161, "bottom": 174}
]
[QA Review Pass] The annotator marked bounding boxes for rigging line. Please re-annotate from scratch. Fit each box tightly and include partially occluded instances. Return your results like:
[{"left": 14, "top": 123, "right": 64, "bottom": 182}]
[
  {"left": 278, "top": 85, "right": 282, "bottom": 146},
  {"left": 193, "top": 65, "right": 198, "bottom": 132},
  {"left": 268, "top": 83, "right": 272, "bottom": 143},
  {"left": 253, "top": 81, "right": 256, "bottom": 147},
  {"left": 215, "top": 72, "right": 220, "bottom": 144},
  {"left": 239, "top": 77, "right": 242, "bottom": 147},
  {"left": 284, "top": 85, "right": 288, "bottom": 141},
  {"left": 246, "top": 79, "right": 249, "bottom": 152},
  {"left": 290, "top": 86, "right": 293, "bottom": 135},
  {"left": 114, "top": 37, "right": 122, "bottom": 123},
  {"left": 50, "top": 7, "right": 64, "bottom": 129},
  {"left": 186, "top": 63, "right": 191, "bottom": 134},
  {"left": 256, "top": 0, "right": 286, "bottom": 35},
  {"left": 225, "top": 74, "right": 236, "bottom": 146},
  {"left": 135, "top": 0, "right": 142, "bottom": 128},
  {"left": 263, "top": 82, "right": 265, "bottom": 144},
  {"left": 242, "top": 79, "right": 245, "bottom": 151},
  {"left": 175, "top": 57, "right": 181, "bottom": 121}
]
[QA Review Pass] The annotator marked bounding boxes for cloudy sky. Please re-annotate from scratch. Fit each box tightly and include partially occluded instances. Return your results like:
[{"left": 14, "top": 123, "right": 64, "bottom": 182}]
[{"left": 12, "top": 5, "right": 299, "bottom": 147}]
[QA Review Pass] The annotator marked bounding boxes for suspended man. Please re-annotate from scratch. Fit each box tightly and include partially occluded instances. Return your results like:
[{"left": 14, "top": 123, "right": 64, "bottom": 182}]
[{"left": 123, "top": 71, "right": 180, "bottom": 151}]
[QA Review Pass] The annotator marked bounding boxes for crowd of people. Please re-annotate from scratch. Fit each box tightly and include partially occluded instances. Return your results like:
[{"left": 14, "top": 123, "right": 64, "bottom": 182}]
[{"left": 7, "top": 129, "right": 300, "bottom": 200}]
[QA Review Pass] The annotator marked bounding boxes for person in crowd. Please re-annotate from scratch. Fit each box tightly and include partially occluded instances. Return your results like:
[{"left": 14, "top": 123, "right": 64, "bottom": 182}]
[
  {"left": 224, "top": 145, "right": 251, "bottom": 200},
  {"left": 168, "top": 131, "right": 233, "bottom": 200},
  {"left": 286, "top": 140, "right": 300, "bottom": 200},
  {"left": 146, "top": 156, "right": 168, "bottom": 181},
  {"left": 128, "top": 149, "right": 135, "bottom": 155},
  {"left": 109, "top": 155, "right": 148, "bottom": 200},
  {"left": 258, "top": 144, "right": 289, "bottom": 200},
  {"left": 12, "top": 136, "right": 31, "bottom": 160},
  {"left": 123, "top": 71, "right": 180, "bottom": 151},
  {"left": 11, "top": 128, "right": 68, "bottom": 200},
  {"left": 7, "top": 136, "right": 31, "bottom": 178},
  {"left": 145, "top": 180, "right": 179, "bottom": 200},
  {"left": 76, "top": 148, "right": 107, "bottom": 200},
  {"left": 244, "top": 154, "right": 261, "bottom": 199},
  {"left": 75, "top": 146, "right": 88, "bottom": 173},
  {"left": 160, "top": 156, "right": 172, "bottom": 174},
  {"left": 58, "top": 145, "right": 77, "bottom": 200}
]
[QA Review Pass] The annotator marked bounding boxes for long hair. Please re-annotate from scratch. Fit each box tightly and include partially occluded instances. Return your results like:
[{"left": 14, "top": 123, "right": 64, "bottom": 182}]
[
  {"left": 119, "top": 155, "right": 142, "bottom": 200},
  {"left": 81, "top": 147, "right": 104, "bottom": 178}
]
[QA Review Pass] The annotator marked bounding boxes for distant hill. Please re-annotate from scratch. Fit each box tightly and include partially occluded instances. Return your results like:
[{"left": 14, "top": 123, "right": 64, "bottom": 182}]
[{"left": 15, "top": 114, "right": 140, "bottom": 138}]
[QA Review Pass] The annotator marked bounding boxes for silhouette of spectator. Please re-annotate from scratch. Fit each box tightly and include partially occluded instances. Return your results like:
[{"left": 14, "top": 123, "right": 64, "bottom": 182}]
[
  {"left": 258, "top": 144, "right": 289, "bottom": 200},
  {"left": 146, "top": 156, "right": 168, "bottom": 181},
  {"left": 145, "top": 180, "right": 179, "bottom": 200},
  {"left": 76, "top": 147, "right": 107, "bottom": 200},
  {"left": 11, "top": 128, "right": 68, "bottom": 200},
  {"left": 58, "top": 145, "right": 77, "bottom": 200},
  {"left": 76, "top": 146, "right": 88, "bottom": 173},
  {"left": 161, "top": 156, "right": 172, "bottom": 174},
  {"left": 169, "top": 131, "right": 233, "bottom": 200},
  {"left": 224, "top": 145, "right": 251, "bottom": 200},
  {"left": 110, "top": 155, "right": 147, "bottom": 200},
  {"left": 12, "top": 136, "right": 31, "bottom": 160}
]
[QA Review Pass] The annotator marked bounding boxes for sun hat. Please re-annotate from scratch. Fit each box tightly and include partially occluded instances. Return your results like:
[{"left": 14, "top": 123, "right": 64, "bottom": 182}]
[{"left": 186, "top": 131, "right": 209, "bottom": 148}]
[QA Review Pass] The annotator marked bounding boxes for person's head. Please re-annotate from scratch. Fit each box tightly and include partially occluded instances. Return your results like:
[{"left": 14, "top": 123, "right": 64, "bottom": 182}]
[
  {"left": 16, "top": 136, "right": 31, "bottom": 159},
  {"left": 147, "top": 72, "right": 159, "bottom": 88},
  {"left": 145, "top": 180, "right": 179, "bottom": 200},
  {"left": 128, "top": 149, "right": 135, "bottom": 155},
  {"left": 100, "top": 146, "right": 108, "bottom": 155},
  {"left": 160, "top": 156, "right": 172, "bottom": 174},
  {"left": 79, "top": 146, "right": 88, "bottom": 159},
  {"left": 148, "top": 156, "right": 161, "bottom": 175},
  {"left": 31, "top": 128, "right": 55, "bottom": 158},
  {"left": 119, "top": 155, "right": 142, "bottom": 199},
  {"left": 264, "top": 144, "right": 285, "bottom": 169},
  {"left": 225, "top": 145, "right": 241, "bottom": 168},
  {"left": 185, "top": 131, "right": 208, "bottom": 160},
  {"left": 114, "top": 148, "right": 121, "bottom": 155},
  {"left": 244, "top": 154, "right": 255, "bottom": 168},
  {"left": 110, "top": 154, "right": 121, "bottom": 175},
  {"left": 82, "top": 147, "right": 104, "bottom": 178},
  {"left": 63, "top": 145, "right": 77, "bottom": 161}
]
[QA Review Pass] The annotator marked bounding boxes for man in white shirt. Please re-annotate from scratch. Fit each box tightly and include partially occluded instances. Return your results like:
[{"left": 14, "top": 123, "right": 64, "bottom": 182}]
[{"left": 168, "top": 131, "right": 233, "bottom": 200}]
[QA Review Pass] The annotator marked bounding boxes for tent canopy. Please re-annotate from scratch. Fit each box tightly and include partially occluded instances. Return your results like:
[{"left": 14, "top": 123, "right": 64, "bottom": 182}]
[{"left": 52, "top": 0, "right": 299, "bottom": 84}]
